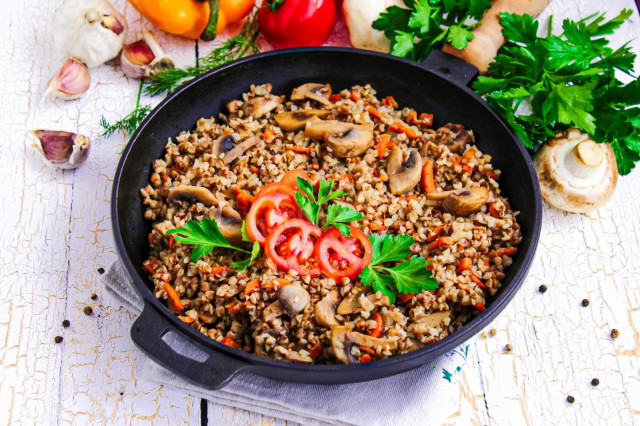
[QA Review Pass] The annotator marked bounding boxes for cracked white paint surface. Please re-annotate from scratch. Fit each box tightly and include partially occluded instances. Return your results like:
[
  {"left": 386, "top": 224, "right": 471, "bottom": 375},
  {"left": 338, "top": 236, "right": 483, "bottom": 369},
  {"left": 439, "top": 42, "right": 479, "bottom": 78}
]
[{"left": 1, "top": 0, "right": 639, "bottom": 424}]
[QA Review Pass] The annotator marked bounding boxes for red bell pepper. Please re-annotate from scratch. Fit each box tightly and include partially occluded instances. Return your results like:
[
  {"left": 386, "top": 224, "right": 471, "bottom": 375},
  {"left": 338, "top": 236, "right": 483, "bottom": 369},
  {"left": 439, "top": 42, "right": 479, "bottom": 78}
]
[{"left": 258, "top": 0, "right": 337, "bottom": 48}]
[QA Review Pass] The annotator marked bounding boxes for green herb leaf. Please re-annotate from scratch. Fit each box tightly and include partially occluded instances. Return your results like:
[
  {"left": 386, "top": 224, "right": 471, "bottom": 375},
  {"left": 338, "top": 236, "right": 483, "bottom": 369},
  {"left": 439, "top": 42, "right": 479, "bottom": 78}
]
[
  {"left": 323, "top": 204, "right": 363, "bottom": 234},
  {"left": 167, "top": 218, "right": 250, "bottom": 262},
  {"left": 296, "top": 177, "right": 315, "bottom": 200},
  {"left": 241, "top": 220, "right": 251, "bottom": 243},
  {"left": 360, "top": 266, "right": 398, "bottom": 304},
  {"left": 232, "top": 241, "right": 261, "bottom": 271},
  {"left": 379, "top": 256, "right": 438, "bottom": 294},
  {"left": 368, "top": 234, "right": 415, "bottom": 266},
  {"left": 294, "top": 177, "right": 350, "bottom": 227},
  {"left": 446, "top": 25, "right": 474, "bottom": 50},
  {"left": 295, "top": 191, "right": 320, "bottom": 225}
]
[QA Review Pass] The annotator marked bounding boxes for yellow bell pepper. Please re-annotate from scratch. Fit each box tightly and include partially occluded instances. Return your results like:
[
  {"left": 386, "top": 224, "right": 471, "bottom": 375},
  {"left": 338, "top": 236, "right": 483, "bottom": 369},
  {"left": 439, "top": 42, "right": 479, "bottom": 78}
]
[{"left": 128, "top": 0, "right": 255, "bottom": 40}]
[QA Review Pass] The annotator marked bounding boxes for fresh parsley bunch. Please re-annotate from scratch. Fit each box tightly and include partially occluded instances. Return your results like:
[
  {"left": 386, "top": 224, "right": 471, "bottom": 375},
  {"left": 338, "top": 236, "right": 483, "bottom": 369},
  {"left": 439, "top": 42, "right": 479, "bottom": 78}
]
[
  {"left": 360, "top": 234, "right": 438, "bottom": 304},
  {"left": 372, "top": 0, "right": 491, "bottom": 62},
  {"left": 473, "top": 10, "right": 640, "bottom": 175}
]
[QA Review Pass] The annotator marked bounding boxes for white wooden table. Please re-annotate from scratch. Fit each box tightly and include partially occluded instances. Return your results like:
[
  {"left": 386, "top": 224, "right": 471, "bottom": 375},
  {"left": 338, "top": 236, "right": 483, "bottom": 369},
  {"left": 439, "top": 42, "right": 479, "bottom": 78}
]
[{"left": 2, "top": 0, "right": 640, "bottom": 424}]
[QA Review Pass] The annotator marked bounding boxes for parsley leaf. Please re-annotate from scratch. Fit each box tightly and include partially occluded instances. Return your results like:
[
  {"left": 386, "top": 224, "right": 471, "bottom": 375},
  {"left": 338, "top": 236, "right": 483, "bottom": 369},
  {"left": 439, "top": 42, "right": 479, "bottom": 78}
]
[
  {"left": 474, "top": 10, "right": 640, "bottom": 175},
  {"left": 294, "top": 177, "right": 350, "bottom": 226},
  {"left": 232, "top": 241, "right": 261, "bottom": 272},
  {"left": 447, "top": 25, "right": 474, "bottom": 50},
  {"left": 295, "top": 191, "right": 320, "bottom": 225},
  {"left": 360, "top": 234, "right": 438, "bottom": 304},
  {"left": 323, "top": 204, "right": 363, "bottom": 235},
  {"left": 167, "top": 218, "right": 251, "bottom": 262}
]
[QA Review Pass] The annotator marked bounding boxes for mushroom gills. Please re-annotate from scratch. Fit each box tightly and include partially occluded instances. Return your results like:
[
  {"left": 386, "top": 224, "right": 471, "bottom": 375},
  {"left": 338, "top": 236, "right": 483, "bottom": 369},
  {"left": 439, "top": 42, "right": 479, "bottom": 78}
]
[
  {"left": 305, "top": 120, "right": 374, "bottom": 158},
  {"left": 387, "top": 147, "right": 423, "bottom": 195},
  {"left": 167, "top": 185, "right": 217, "bottom": 206},
  {"left": 275, "top": 109, "right": 330, "bottom": 131},
  {"left": 211, "top": 134, "right": 259, "bottom": 166},
  {"left": 435, "top": 123, "right": 474, "bottom": 153},
  {"left": 291, "top": 83, "right": 332, "bottom": 105},
  {"left": 331, "top": 325, "right": 398, "bottom": 364},
  {"left": 241, "top": 94, "right": 282, "bottom": 119}
]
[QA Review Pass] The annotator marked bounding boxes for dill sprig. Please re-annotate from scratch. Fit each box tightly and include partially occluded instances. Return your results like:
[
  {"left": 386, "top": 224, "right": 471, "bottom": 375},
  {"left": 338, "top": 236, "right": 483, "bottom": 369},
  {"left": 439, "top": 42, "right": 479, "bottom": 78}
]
[
  {"left": 100, "top": 80, "right": 151, "bottom": 137},
  {"left": 145, "top": 9, "right": 261, "bottom": 97}
]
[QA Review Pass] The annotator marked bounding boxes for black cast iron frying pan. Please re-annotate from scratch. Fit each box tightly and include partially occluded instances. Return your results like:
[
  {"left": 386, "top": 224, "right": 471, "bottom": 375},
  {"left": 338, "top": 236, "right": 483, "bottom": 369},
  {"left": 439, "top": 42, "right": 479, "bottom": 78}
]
[{"left": 112, "top": 47, "right": 542, "bottom": 389}]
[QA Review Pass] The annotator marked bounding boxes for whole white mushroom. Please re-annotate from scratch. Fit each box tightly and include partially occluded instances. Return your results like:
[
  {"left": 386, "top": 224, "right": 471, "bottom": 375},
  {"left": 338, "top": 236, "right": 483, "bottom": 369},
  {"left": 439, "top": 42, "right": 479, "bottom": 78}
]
[{"left": 534, "top": 128, "right": 618, "bottom": 213}]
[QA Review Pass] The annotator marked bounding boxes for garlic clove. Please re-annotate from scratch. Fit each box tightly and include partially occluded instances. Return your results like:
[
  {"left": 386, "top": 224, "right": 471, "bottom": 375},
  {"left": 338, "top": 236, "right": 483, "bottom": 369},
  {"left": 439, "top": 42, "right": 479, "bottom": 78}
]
[
  {"left": 101, "top": 14, "right": 125, "bottom": 35},
  {"left": 45, "top": 58, "right": 91, "bottom": 101},
  {"left": 121, "top": 30, "right": 174, "bottom": 79},
  {"left": 29, "top": 130, "right": 90, "bottom": 170}
]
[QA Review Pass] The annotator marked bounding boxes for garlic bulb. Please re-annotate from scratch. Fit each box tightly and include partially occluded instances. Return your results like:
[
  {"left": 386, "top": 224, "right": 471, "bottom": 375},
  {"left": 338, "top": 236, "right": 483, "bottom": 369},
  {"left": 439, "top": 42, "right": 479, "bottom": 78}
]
[
  {"left": 534, "top": 128, "right": 618, "bottom": 213},
  {"left": 343, "top": 0, "right": 405, "bottom": 52},
  {"left": 52, "top": 0, "right": 127, "bottom": 68},
  {"left": 121, "top": 30, "right": 175, "bottom": 79},
  {"left": 45, "top": 58, "right": 91, "bottom": 100},
  {"left": 29, "top": 130, "right": 90, "bottom": 170}
]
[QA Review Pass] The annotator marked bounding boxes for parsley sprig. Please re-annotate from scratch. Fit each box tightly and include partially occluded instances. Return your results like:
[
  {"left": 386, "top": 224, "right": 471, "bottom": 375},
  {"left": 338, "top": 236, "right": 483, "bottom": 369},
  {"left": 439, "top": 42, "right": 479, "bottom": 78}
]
[
  {"left": 359, "top": 234, "right": 438, "bottom": 304},
  {"left": 473, "top": 10, "right": 640, "bottom": 175},
  {"left": 294, "top": 177, "right": 363, "bottom": 235},
  {"left": 167, "top": 217, "right": 260, "bottom": 271},
  {"left": 372, "top": 0, "right": 491, "bottom": 62}
]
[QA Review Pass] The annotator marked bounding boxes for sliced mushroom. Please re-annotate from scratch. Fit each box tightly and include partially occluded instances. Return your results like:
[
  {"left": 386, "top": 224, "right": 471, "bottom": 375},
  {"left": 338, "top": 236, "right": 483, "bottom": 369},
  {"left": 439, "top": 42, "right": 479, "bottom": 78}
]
[
  {"left": 426, "top": 187, "right": 489, "bottom": 216},
  {"left": 435, "top": 123, "right": 474, "bottom": 153},
  {"left": 276, "top": 283, "right": 310, "bottom": 316},
  {"left": 387, "top": 147, "right": 423, "bottom": 195},
  {"left": 331, "top": 325, "right": 398, "bottom": 364},
  {"left": 263, "top": 300, "right": 285, "bottom": 323},
  {"left": 291, "top": 83, "right": 332, "bottom": 105},
  {"left": 337, "top": 291, "right": 390, "bottom": 315},
  {"left": 407, "top": 311, "right": 451, "bottom": 335},
  {"left": 208, "top": 205, "right": 244, "bottom": 246},
  {"left": 305, "top": 120, "right": 374, "bottom": 158},
  {"left": 167, "top": 186, "right": 217, "bottom": 206},
  {"left": 279, "top": 348, "right": 314, "bottom": 364},
  {"left": 241, "top": 94, "right": 281, "bottom": 119},
  {"left": 211, "top": 134, "right": 259, "bottom": 166},
  {"left": 275, "top": 109, "right": 330, "bottom": 131},
  {"left": 315, "top": 290, "right": 340, "bottom": 327}
]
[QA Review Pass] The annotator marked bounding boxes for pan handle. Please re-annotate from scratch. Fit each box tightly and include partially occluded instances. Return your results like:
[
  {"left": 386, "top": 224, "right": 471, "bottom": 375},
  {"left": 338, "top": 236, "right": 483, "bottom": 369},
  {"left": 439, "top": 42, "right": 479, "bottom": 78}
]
[
  {"left": 131, "top": 303, "right": 251, "bottom": 389},
  {"left": 420, "top": 50, "right": 479, "bottom": 87}
]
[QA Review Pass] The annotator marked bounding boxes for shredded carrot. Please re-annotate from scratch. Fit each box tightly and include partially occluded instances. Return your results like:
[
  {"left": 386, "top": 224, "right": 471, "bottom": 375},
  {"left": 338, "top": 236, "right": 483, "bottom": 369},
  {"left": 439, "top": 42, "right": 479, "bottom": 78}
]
[
  {"left": 456, "top": 258, "right": 473, "bottom": 275},
  {"left": 263, "top": 278, "right": 290, "bottom": 291},
  {"left": 350, "top": 92, "right": 360, "bottom": 102},
  {"left": 148, "top": 233, "right": 154, "bottom": 246},
  {"left": 376, "top": 134, "right": 395, "bottom": 159},
  {"left": 408, "top": 110, "right": 418, "bottom": 123},
  {"left": 143, "top": 257, "right": 162, "bottom": 274},
  {"left": 426, "top": 257, "right": 435, "bottom": 270},
  {"left": 369, "top": 223, "right": 387, "bottom": 231},
  {"left": 427, "top": 225, "right": 444, "bottom": 242},
  {"left": 481, "top": 258, "right": 490, "bottom": 267},
  {"left": 382, "top": 96, "right": 395, "bottom": 107},
  {"left": 489, "top": 204, "right": 501, "bottom": 219},
  {"left": 419, "top": 113, "right": 434, "bottom": 126},
  {"left": 285, "top": 146, "right": 314, "bottom": 154},
  {"left": 368, "top": 106, "right": 383, "bottom": 120},
  {"left": 461, "top": 164, "right": 475, "bottom": 175},
  {"left": 486, "top": 170, "right": 499, "bottom": 181},
  {"left": 474, "top": 302, "right": 487, "bottom": 312},
  {"left": 470, "top": 274, "right": 487, "bottom": 289},
  {"left": 462, "top": 147, "right": 476, "bottom": 163},
  {"left": 401, "top": 194, "right": 418, "bottom": 202},
  {"left": 225, "top": 300, "right": 247, "bottom": 314},
  {"left": 329, "top": 93, "right": 342, "bottom": 102},
  {"left": 388, "top": 122, "right": 418, "bottom": 139},
  {"left": 309, "top": 342, "right": 323, "bottom": 358},
  {"left": 220, "top": 337, "right": 241, "bottom": 349},
  {"left": 178, "top": 315, "right": 195, "bottom": 324},
  {"left": 373, "top": 169, "right": 380, "bottom": 178},
  {"left": 488, "top": 247, "right": 518, "bottom": 258},
  {"left": 368, "top": 313, "right": 384, "bottom": 338},
  {"left": 421, "top": 159, "right": 436, "bottom": 193},
  {"left": 244, "top": 279, "right": 261, "bottom": 296},
  {"left": 171, "top": 165, "right": 181, "bottom": 173},
  {"left": 397, "top": 293, "right": 416, "bottom": 303},
  {"left": 262, "top": 128, "right": 275, "bottom": 141},
  {"left": 163, "top": 282, "right": 184, "bottom": 311},
  {"left": 223, "top": 128, "right": 234, "bottom": 135},
  {"left": 209, "top": 266, "right": 230, "bottom": 276},
  {"left": 168, "top": 235, "right": 175, "bottom": 249},
  {"left": 250, "top": 165, "right": 259, "bottom": 173},
  {"left": 427, "top": 236, "right": 453, "bottom": 251},
  {"left": 360, "top": 355, "right": 373, "bottom": 363},
  {"left": 452, "top": 155, "right": 462, "bottom": 167},
  {"left": 236, "top": 189, "right": 255, "bottom": 216},
  {"left": 161, "top": 173, "right": 168, "bottom": 184},
  {"left": 359, "top": 345, "right": 377, "bottom": 356}
]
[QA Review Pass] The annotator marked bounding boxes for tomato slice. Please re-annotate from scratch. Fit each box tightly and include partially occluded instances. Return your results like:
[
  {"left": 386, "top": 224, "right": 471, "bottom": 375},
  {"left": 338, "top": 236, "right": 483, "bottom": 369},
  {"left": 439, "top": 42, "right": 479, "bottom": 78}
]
[
  {"left": 315, "top": 226, "right": 373, "bottom": 281},
  {"left": 246, "top": 193, "right": 305, "bottom": 245},
  {"left": 255, "top": 182, "right": 297, "bottom": 199},
  {"left": 265, "top": 219, "right": 322, "bottom": 276},
  {"left": 279, "top": 169, "right": 311, "bottom": 187}
]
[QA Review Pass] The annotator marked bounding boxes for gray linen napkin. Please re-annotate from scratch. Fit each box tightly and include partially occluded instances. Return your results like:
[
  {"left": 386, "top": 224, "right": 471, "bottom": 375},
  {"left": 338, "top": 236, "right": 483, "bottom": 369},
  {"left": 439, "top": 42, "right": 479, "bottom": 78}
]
[{"left": 103, "top": 261, "right": 475, "bottom": 426}]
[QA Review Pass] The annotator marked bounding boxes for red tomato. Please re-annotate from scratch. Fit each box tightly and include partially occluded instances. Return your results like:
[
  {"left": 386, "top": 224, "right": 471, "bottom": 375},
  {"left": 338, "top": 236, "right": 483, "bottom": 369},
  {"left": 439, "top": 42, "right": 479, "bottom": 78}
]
[
  {"left": 258, "top": 0, "right": 337, "bottom": 48},
  {"left": 315, "top": 226, "right": 372, "bottom": 280},
  {"left": 279, "top": 169, "right": 311, "bottom": 187},
  {"left": 246, "top": 193, "right": 305, "bottom": 245},
  {"left": 255, "top": 182, "right": 297, "bottom": 199},
  {"left": 265, "top": 219, "right": 323, "bottom": 276}
]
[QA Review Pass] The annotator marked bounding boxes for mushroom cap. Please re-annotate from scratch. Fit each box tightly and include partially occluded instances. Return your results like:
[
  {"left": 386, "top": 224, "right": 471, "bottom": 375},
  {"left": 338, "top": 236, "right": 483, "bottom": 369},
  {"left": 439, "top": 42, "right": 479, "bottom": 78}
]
[
  {"left": 330, "top": 325, "right": 398, "bottom": 364},
  {"left": 211, "top": 134, "right": 259, "bottom": 166},
  {"left": 241, "top": 94, "right": 281, "bottom": 119},
  {"left": 167, "top": 185, "right": 217, "bottom": 206},
  {"left": 275, "top": 109, "right": 330, "bottom": 132},
  {"left": 387, "top": 147, "right": 423, "bottom": 195},
  {"left": 314, "top": 290, "right": 340, "bottom": 327},
  {"left": 291, "top": 83, "right": 332, "bottom": 105},
  {"left": 304, "top": 120, "right": 355, "bottom": 140},
  {"left": 208, "top": 205, "right": 244, "bottom": 246},
  {"left": 276, "top": 283, "right": 310, "bottom": 316},
  {"left": 326, "top": 126, "right": 374, "bottom": 158},
  {"left": 534, "top": 129, "right": 618, "bottom": 213},
  {"left": 441, "top": 187, "right": 489, "bottom": 216}
]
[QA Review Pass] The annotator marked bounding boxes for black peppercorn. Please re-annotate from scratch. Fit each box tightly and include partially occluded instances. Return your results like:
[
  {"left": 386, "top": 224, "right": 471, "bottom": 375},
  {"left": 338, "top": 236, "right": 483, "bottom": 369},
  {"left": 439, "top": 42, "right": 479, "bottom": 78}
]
[
  {"left": 505, "top": 344, "right": 513, "bottom": 352},
  {"left": 62, "top": 319, "right": 70, "bottom": 328},
  {"left": 611, "top": 329, "right": 620, "bottom": 339},
  {"left": 567, "top": 395, "right": 575, "bottom": 403},
  {"left": 591, "top": 378, "right": 600, "bottom": 386},
  {"left": 91, "top": 293, "right": 98, "bottom": 300},
  {"left": 581, "top": 299, "right": 590, "bottom": 307},
  {"left": 539, "top": 285, "right": 547, "bottom": 293},
  {"left": 97, "top": 267, "right": 105, "bottom": 275},
  {"left": 54, "top": 336, "right": 63, "bottom": 344},
  {"left": 84, "top": 306, "right": 93, "bottom": 316}
]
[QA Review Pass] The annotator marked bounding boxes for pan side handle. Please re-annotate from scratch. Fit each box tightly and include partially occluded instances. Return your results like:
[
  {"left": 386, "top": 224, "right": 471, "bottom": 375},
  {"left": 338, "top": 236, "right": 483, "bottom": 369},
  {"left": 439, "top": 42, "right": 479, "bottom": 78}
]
[
  {"left": 420, "top": 50, "right": 479, "bottom": 87},
  {"left": 131, "top": 303, "right": 251, "bottom": 389}
]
